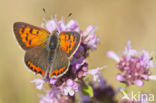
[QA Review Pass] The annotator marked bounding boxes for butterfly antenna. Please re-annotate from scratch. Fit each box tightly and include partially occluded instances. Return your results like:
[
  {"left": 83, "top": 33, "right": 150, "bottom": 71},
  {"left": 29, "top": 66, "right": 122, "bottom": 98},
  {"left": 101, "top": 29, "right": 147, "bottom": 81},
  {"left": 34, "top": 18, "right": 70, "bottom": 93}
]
[
  {"left": 42, "top": 8, "right": 46, "bottom": 13},
  {"left": 64, "top": 13, "right": 73, "bottom": 24},
  {"left": 67, "top": 13, "right": 72, "bottom": 17},
  {"left": 42, "top": 8, "right": 49, "bottom": 21}
]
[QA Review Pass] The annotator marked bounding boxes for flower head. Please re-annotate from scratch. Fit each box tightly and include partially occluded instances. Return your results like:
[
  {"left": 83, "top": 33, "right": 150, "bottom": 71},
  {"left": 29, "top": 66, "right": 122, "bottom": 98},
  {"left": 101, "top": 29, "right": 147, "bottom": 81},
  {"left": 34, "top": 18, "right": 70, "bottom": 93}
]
[
  {"left": 107, "top": 41, "right": 155, "bottom": 86},
  {"left": 39, "top": 89, "right": 71, "bottom": 103},
  {"left": 81, "top": 25, "right": 99, "bottom": 50},
  {"left": 61, "top": 79, "right": 79, "bottom": 96},
  {"left": 31, "top": 79, "right": 46, "bottom": 90},
  {"left": 87, "top": 66, "right": 105, "bottom": 82}
]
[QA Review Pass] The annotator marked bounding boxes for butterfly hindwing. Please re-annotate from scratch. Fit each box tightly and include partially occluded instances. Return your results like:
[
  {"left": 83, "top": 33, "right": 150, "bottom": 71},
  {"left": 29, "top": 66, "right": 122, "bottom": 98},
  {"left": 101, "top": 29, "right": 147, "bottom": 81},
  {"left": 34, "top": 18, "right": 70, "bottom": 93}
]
[
  {"left": 49, "top": 45, "right": 69, "bottom": 78},
  {"left": 13, "top": 22, "right": 50, "bottom": 50},
  {"left": 24, "top": 44, "right": 49, "bottom": 76},
  {"left": 59, "top": 32, "right": 81, "bottom": 57}
]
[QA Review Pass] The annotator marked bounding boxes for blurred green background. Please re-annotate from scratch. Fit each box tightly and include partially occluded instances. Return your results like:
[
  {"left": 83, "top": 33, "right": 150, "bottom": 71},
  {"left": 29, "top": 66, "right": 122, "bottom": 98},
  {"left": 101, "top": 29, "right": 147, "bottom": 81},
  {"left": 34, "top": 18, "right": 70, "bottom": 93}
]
[{"left": 1, "top": 0, "right": 156, "bottom": 103}]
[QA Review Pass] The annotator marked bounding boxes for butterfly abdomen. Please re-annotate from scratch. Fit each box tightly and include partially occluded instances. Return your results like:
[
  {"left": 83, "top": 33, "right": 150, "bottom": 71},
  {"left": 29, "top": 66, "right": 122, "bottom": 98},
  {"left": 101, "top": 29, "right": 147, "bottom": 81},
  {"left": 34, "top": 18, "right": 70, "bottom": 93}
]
[{"left": 48, "top": 50, "right": 55, "bottom": 64}]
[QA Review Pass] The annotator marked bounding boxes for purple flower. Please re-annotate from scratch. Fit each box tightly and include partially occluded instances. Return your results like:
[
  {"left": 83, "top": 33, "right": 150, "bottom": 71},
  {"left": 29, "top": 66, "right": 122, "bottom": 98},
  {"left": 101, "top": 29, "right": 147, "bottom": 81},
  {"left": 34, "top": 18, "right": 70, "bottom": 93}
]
[
  {"left": 39, "top": 90, "right": 71, "bottom": 103},
  {"left": 87, "top": 66, "right": 105, "bottom": 82},
  {"left": 81, "top": 25, "right": 99, "bottom": 50},
  {"left": 50, "top": 78, "right": 57, "bottom": 85},
  {"left": 42, "top": 18, "right": 80, "bottom": 33},
  {"left": 78, "top": 63, "right": 88, "bottom": 78},
  {"left": 60, "top": 79, "right": 79, "bottom": 96},
  {"left": 107, "top": 41, "right": 155, "bottom": 86},
  {"left": 38, "top": 79, "right": 78, "bottom": 103},
  {"left": 31, "top": 79, "right": 46, "bottom": 90}
]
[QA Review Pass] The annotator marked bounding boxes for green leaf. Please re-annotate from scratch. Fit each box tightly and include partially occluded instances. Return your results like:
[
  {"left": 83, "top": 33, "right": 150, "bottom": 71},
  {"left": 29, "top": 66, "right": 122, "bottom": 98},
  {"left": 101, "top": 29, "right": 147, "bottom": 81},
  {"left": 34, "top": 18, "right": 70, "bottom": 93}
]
[
  {"left": 121, "top": 83, "right": 127, "bottom": 88},
  {"left": 81, "top": 85, "right": 93, "bottom": 97},
  {"left": 121, "top": 89, "right": 128, "bottom": 96},
  {"left": 120, "top": 83, "right": 128, "bottom": 95}
]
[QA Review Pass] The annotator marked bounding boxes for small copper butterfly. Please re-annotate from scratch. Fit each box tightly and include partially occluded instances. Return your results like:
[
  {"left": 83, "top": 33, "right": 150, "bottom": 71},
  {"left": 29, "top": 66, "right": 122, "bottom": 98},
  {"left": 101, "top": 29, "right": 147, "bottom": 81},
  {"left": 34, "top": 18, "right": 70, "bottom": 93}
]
[{"left": 13, "top": 22, "right": 81, "bottom": 78}]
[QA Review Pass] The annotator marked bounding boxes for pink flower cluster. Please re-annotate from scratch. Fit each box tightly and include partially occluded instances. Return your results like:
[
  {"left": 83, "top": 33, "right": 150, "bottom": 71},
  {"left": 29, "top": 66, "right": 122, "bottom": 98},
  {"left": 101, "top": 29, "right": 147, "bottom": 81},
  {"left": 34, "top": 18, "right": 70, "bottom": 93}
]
[{"left": 107, "top": 41, "right": 155, "bottom": 86}]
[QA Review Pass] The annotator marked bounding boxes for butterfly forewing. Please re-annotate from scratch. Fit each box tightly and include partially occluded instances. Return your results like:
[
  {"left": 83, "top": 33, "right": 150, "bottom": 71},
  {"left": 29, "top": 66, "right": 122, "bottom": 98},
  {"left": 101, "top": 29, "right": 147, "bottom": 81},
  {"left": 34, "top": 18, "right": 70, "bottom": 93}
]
[
  {"left": 59, "top": 32, "right": 81, "bottom": 58},
  {"left": 13, "top": 22, "right": 50, "bottom": 50}
]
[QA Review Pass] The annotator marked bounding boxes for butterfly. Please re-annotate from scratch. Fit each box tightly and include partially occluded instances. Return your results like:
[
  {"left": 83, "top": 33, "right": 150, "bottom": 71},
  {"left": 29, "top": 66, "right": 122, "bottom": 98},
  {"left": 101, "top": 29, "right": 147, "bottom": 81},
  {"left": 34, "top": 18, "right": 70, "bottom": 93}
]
[{"left": 13, "top": 22, "right": 81, "bottom": 78}]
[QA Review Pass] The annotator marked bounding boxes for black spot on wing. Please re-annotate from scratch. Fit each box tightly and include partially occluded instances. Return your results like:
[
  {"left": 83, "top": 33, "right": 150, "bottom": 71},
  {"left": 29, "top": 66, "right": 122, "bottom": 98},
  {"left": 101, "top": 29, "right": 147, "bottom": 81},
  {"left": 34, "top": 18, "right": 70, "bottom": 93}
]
[
  {"left": 36, "top": 31, "right": 39, "bottom": 34},
  {"left": 29, "top": 40, "right": 31, "bottom": 45},
  {"left": 21, "top": 28, "right": 25, "bottom": 33},
  {"left": 69, "top": 34, "right": 71, "bottom": 40},
  {"left": 38, "top": 71, "right": 42, "bottom": 74},
  {"left": 29, "top": 28, "right": 33, "bottom": 34},
  {"left": 66, "top": 46, "right": 69, "bottom": 51},
  {"left": 25, "top": 33, "right": 28, "bottom": 41},
  {"left": 73, "top": 34, "right": 76, "bottom": 41},
  {"left": 33, "top": 69, "right": 37, "bottom": 73},
  {"left": 69, "top": 44, "right": 71, "bottom": 49},
  {"left": 26, "top": 61, "right": 33, "bottom": 70}
]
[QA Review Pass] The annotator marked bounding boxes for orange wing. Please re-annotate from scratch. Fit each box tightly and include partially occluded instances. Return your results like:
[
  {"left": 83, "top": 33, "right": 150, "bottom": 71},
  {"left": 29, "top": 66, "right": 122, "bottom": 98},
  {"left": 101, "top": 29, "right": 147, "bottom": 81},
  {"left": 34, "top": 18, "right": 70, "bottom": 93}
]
[
  {"left": 13, "top": 22, "right": 50, "bottom": 50},
  {"left": 59, "top": 32, "right": 81, "bottom": 57}
]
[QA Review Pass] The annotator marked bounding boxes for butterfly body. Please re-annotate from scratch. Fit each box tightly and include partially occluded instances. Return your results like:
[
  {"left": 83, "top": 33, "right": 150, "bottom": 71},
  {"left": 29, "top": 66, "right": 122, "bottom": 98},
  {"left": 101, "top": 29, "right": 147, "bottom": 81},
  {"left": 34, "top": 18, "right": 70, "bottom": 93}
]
[{"left": 13, "top": 22, "right": 80, "bottom": 78}]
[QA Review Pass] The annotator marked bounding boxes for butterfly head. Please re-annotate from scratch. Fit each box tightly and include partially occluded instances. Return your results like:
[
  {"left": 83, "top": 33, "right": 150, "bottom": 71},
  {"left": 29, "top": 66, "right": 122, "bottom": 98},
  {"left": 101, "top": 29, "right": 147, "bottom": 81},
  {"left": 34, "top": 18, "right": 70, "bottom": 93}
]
[{"left": 48, "top": 30, "right": 59, "bottom": 50}]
